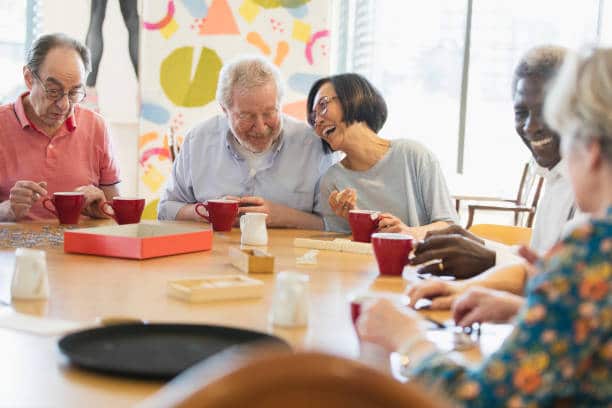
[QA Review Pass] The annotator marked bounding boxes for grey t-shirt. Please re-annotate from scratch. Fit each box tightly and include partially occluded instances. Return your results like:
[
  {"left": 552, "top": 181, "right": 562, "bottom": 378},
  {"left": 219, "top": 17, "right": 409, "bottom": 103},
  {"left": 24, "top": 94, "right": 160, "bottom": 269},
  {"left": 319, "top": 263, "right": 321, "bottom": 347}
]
[{"left": 319, "top": 139, "right": 457, "bottom": 232}]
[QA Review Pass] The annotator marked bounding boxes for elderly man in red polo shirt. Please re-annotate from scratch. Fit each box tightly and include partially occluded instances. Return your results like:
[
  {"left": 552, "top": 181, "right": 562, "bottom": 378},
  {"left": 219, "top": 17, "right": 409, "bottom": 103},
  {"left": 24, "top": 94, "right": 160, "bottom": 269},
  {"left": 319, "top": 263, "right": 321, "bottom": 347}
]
[{"left": 0, "top": 33, "right": 120, "bottom": 221}]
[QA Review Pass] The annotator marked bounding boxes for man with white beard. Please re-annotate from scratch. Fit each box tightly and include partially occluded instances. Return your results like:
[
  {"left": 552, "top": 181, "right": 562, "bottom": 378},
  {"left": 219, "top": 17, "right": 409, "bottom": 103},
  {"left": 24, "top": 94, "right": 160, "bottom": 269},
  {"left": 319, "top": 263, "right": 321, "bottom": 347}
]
[{"left": 158, "top": 56, "right": 335, "bottom": 229}]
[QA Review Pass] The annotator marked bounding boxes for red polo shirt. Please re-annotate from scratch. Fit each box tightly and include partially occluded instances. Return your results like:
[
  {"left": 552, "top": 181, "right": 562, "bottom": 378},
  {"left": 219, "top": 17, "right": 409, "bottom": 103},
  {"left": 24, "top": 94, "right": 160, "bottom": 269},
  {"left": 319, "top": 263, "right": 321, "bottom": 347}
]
[{"left": 0, "top": 93, "right": 121, "bottom": 220}]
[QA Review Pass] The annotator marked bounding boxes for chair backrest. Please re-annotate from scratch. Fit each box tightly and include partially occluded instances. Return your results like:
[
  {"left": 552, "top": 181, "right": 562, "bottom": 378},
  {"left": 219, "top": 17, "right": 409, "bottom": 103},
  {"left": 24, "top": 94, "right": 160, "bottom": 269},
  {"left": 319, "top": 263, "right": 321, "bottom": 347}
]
[
  {"left": 516, "top": 160, "right": 545, "bottom": 227},
  {"left": 140, "top": 349, "right": 451, "bottom": 408},
  {"left": 468, "top": 224, "right": 532, "bottom": 246}
]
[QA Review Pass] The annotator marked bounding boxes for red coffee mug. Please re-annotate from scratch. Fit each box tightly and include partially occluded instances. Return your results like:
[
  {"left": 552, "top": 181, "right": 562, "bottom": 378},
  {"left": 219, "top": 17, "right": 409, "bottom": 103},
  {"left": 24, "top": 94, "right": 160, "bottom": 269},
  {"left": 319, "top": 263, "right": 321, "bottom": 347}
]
[
  {"left": 371, "top": 232, "right": 415, "bottom": 276},
  {"left": 350, "top": 296, "right": 369, "bottom": 326},
  {"left": 100, "top": 197, "right": 145, "bottom": 225},
  {"left": 42, "top": 192, "right": 86, "bottom": 225},
  {"left": 348, "top": 210, "right": 380, "bottom": 243},
  {"left": 194, "top": 199, "right": 239, "bottom": 231}
]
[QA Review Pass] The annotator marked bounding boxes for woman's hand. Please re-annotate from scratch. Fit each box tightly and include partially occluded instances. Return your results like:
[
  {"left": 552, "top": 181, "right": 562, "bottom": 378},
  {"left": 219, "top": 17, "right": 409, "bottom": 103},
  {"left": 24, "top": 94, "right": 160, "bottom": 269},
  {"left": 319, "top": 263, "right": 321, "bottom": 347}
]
[
  {"left": 452, "top": 287, "right": 524, "bottom": 327},
  {"left": 406, "top": 279, "right": 462, "bottom": 310},
  {"left": 357, "top": 298, "right": 427, "bottom": 352},
  {"left": 328, "top": 188, "right": 357, "bottom": 219},
  {"left": 518, "top": 245, "right": 541, "bottom": 279},
  {"left": 377, "top": 213, "right": 410, "bottom": 233}
]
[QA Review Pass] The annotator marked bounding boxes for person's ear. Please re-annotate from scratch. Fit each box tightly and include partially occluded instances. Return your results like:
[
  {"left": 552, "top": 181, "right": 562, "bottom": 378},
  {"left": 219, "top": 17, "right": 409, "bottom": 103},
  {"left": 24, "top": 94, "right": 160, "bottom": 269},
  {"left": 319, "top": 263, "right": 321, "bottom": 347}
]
[
  {"left": 585, "top": 138, "right": 603, "bottom": 171},
  {"left": 23, "top": 66, "right": 33, "bottom": 90}
]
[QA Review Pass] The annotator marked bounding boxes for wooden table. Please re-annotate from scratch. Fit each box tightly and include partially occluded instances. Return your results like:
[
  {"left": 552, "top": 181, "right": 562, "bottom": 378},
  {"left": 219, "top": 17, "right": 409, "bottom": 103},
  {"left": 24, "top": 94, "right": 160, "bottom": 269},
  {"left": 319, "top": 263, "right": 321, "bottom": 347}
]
[{"left": 0, "top": 222, "right": 509, "bottom": 407}]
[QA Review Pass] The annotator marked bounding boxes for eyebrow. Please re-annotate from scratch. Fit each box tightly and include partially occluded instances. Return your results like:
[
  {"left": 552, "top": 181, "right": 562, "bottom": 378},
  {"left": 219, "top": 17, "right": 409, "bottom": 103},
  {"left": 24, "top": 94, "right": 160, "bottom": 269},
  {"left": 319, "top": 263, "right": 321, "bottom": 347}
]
[{"left": 44, "top": 76, "right": 84, "bottom": 90}]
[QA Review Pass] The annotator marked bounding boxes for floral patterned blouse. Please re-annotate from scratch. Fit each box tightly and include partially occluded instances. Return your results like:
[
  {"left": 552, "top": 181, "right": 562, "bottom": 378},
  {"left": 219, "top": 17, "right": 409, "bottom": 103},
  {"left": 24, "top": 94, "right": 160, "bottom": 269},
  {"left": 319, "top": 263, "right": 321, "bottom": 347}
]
[{"left": 411, "top": 206, "right": 612, "bottom": 407}]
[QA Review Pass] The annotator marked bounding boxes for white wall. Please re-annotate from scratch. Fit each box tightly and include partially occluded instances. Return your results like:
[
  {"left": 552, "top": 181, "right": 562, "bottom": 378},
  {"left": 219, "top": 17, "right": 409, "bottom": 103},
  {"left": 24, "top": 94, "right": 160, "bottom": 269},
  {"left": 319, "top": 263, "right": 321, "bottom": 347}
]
[{"left": 40, "top": 0, "right": 139, "bottom": 196}]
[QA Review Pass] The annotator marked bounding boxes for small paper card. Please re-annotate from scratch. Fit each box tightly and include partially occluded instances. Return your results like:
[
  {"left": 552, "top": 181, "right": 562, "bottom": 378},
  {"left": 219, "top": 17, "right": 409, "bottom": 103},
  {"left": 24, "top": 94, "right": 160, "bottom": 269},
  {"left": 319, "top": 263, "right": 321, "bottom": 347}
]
[{"left": 0, "top": 307, "right": 82, "bottom": 336}]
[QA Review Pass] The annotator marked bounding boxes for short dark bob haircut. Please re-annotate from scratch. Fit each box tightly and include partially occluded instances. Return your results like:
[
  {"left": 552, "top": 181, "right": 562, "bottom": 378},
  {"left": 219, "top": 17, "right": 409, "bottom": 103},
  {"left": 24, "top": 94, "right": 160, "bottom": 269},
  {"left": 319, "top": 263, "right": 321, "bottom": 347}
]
[{"left": 306, "top": 73, "right": 387, "bottom": 133}]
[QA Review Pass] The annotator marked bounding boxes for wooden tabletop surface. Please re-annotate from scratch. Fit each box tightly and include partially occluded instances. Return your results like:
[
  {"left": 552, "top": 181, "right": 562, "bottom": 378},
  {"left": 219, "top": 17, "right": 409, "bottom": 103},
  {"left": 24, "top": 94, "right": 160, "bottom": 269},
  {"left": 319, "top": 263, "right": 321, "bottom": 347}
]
[{"left": 0, "top": 221, "right": 510, "bottom": 407}]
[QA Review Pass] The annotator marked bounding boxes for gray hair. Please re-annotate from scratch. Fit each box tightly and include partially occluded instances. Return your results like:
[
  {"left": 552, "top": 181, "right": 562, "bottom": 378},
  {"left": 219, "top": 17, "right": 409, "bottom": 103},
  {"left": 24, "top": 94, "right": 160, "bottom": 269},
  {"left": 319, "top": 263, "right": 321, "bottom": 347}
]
[
  {"left": 26, "top": 33, "right": 91, "bottom": 74},
  {"left": 511, "top": 45, "right": 567, "bottom": 96},
  {"left": 544, "top": 48, "right": 612, "bottom": 163},
  {"left": 215, "top": 55, "right": 284, "bottom": 108}
]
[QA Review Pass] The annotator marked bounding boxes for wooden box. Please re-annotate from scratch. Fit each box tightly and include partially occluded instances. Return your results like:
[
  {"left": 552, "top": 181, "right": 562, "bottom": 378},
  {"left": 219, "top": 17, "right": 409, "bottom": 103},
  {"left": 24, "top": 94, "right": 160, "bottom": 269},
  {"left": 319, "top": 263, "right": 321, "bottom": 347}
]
[
  {"left": 228, "top": 247, "right": 275, "bottom": 274},
  {"left": 167, "top": 275, "right": 264, "bottom": 303}
]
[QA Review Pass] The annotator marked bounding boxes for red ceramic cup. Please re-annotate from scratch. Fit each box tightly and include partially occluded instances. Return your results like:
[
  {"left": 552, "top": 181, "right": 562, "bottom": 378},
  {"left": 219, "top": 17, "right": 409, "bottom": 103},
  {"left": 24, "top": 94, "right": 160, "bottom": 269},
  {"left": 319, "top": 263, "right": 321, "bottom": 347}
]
[
  {"left": 371, "top": 232, "right": 415, "bottom": 276},
  {"left": 42, "top": 192, "right": 86, "bottom": 225},
  {"left": 194, "top": 199, "right": 239, "bottom": 231},
  {"left": 100, "top": 197, "right": 145, "bottom": 225},
  {"left": 349, "top": 294, "right": 379, "bottom": 335},
  {"left": 348, "top": 210, "right": 380, "bottom": 243},
  {"left": 350, "top": 296, "right": 368, "bottom": 327}
]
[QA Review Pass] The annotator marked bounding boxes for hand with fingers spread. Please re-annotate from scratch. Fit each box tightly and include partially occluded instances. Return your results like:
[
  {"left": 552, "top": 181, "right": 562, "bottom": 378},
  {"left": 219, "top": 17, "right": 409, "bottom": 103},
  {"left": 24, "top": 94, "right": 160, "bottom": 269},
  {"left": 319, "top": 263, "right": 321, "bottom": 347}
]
[
  {"left": 75, "top": 185, "right": 108, "bottom": 219},
  {"left": 1, "top": 180, "right": 48, "bottom": 221},
  {"left": 452, "top": 287, "right": 524, "bottom": 327},
  {"left": 406, "top": 280, "right": 462, "bottom": 310},
  {"left": 328, "top": 188, "right": 357, "bottom": 219},
  {"left": 411, "top": 234, "right": 496, "bottom": 279}
]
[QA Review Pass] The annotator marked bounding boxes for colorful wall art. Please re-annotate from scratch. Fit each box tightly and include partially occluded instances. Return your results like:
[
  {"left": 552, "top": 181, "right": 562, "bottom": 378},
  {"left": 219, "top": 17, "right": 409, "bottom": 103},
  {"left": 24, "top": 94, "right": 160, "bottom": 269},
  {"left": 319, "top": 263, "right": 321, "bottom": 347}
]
[{"left": 138, "top": 0, "right": 331, "bottom": 218}]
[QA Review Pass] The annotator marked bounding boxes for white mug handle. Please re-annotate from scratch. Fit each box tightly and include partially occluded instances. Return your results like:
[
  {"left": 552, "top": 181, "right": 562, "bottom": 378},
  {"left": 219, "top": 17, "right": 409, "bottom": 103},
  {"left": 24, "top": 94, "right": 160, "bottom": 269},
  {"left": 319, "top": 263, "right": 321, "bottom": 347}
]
[{"left": 240, "top": 214, "right": 246, "bottom": 231}]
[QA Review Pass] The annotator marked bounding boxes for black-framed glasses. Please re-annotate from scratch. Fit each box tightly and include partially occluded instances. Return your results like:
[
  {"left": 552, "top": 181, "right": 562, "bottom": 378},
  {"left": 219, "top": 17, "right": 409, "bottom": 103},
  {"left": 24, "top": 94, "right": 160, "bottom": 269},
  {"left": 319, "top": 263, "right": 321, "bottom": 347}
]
[
  {"left": 309, "top": 95, "right": 338, "bottom": 124},
  {"left": 30, "top": 70, "right": 86, "bottom": 104}
]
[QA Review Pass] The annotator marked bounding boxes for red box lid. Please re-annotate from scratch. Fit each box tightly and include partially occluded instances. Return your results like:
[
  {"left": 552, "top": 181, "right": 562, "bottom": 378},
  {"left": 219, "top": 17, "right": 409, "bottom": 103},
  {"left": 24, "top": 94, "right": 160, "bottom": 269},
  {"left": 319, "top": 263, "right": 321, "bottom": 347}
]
[{"left": 64, "top": 222, "right": 213, "bottom": 259}]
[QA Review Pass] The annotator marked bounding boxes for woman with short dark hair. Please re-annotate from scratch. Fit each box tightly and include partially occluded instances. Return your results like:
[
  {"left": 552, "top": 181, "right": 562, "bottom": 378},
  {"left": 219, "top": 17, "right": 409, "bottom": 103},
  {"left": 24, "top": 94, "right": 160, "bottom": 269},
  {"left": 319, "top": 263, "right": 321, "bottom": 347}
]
[{"left": 307, "top": 73, "right": 456, "bottom": 239}]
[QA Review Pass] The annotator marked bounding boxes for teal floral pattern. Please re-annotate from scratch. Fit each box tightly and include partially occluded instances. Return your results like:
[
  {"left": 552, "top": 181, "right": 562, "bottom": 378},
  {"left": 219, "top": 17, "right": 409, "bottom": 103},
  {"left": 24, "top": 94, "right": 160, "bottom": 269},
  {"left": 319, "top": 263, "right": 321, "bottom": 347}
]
[{"left": 411, "top": 207, "right": 612, "bottom": 407}]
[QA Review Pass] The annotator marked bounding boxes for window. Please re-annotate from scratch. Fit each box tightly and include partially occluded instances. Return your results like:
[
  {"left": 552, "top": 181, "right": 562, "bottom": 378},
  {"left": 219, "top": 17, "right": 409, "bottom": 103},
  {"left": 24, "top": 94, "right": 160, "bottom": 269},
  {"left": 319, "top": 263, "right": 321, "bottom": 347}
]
[
  {"left": 335, "top": 0, "right": 603, "bottom": 199},
  {"left": 0, "top": 0, "right": 40, "bottom": 104}
]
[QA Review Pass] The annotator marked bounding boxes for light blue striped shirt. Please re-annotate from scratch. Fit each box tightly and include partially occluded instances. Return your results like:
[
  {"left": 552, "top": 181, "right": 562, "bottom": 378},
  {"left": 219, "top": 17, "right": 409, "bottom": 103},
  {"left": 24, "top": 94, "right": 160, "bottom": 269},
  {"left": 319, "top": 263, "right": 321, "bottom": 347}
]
[{"left": 158, "top": 114, "right": 336, "bottom": 220}]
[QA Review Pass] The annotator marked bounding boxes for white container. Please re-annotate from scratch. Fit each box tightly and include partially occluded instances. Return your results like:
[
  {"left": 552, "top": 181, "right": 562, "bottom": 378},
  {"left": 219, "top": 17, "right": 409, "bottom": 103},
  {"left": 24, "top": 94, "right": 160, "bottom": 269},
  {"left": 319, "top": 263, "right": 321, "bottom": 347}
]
[
  {"left": 11, "top": 248, "right": 49, "bottom": 300},
  {"left": 269, "top": 271, "right": 309, "bottom": 327},
  {"left": 240, "top": 213, "right": 268, "bottom": 246}
]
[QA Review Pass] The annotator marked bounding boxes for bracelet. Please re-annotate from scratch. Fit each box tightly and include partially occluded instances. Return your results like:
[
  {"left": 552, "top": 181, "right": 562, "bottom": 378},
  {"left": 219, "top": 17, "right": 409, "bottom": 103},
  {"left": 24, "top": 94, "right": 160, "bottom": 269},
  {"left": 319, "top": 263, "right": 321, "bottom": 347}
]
[{"left": 397, "top": 333, "right": 436, "bottom": 378}]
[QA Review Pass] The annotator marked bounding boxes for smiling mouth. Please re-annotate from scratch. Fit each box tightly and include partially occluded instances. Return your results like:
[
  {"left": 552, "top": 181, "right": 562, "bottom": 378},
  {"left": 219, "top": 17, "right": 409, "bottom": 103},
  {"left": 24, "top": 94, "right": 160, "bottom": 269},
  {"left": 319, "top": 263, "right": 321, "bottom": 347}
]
[
  {"left": 531, "top": 137, "right": 553, "bottom": 148},
  {"left": 322, "top": 126, "right": 336, "bottom": 138}
]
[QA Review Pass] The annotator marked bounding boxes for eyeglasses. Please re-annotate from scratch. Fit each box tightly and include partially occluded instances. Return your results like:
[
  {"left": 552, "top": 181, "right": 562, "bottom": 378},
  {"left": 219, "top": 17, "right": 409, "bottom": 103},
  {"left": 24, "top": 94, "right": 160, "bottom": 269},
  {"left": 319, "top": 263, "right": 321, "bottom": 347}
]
[
  {"left": 30, "top": 70, "right": 86, "bottom": 104},
  {"left": 309, "top": 95, "right": 338, "bottom": 125},
  {"left": 233, "top": 108, "right": 279, "bottom": 128}
]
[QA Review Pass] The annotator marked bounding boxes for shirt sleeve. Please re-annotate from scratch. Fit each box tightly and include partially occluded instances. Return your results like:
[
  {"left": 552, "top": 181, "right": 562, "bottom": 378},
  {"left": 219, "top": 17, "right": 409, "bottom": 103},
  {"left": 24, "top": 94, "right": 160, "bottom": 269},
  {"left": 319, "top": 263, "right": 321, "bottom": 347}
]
[
  {"left": 157, "top": 133, "right": 196, "bottom": 220},
  {"left": 415, "top": 147, "right": 457, "bottom": 224},
  {"left": 482, "top": 239, "right": 523, "bottom": 266},
  {"left": 409, "top": 232, "right": 609, "bottom": 407},
  {"left": 98, "top": 121, "right": 121, "bottom": 186}
]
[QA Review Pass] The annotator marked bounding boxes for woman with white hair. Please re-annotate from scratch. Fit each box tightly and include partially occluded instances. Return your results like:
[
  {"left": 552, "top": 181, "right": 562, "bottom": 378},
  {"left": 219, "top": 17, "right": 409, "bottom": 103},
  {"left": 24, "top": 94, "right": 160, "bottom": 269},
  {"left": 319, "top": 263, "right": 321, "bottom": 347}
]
[{"left": 356, "top": 48, "right": 612, "bottom": 406}]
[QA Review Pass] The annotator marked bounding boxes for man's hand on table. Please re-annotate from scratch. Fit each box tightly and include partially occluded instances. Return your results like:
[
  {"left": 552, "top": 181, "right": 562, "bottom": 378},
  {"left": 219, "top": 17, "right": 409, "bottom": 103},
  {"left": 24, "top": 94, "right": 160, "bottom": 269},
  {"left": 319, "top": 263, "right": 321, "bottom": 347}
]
[
  {"left": 0, "top": 180, "right": 48, "bottom": 221},
  {"left": 75, "top": 185, "right": 109, "bottom": 219},
  {"left": 411, "top": 234, "right": 496, "bottom": 279}
]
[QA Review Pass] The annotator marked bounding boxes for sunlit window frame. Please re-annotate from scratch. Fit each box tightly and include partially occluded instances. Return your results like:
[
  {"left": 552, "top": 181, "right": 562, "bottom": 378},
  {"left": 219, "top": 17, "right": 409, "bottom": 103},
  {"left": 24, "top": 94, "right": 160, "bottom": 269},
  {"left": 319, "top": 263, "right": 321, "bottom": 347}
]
[{"left": 333, "top": 0, "right": 607, "bottom": 173}]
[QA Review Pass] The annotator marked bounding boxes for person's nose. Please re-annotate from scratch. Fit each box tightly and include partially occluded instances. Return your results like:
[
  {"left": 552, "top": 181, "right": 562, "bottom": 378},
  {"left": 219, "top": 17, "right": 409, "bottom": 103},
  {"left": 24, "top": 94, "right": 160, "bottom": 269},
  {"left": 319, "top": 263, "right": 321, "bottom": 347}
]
[
  {"left": 54, "top": 93, "right": 71, "bottom": 111},
  {"left": 252, "top": 114, "right": 267, "bottom": 132},
  {"left": 523, "top": 112, "right": 544, "bottom": 138}
]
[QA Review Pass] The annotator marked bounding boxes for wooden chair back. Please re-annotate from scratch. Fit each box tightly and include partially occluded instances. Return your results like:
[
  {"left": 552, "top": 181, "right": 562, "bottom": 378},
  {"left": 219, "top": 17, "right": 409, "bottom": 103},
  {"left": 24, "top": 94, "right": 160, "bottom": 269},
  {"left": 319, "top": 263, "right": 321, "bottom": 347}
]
[{"left": 140, "top": 349, "right": 451, "bottom": 408}]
